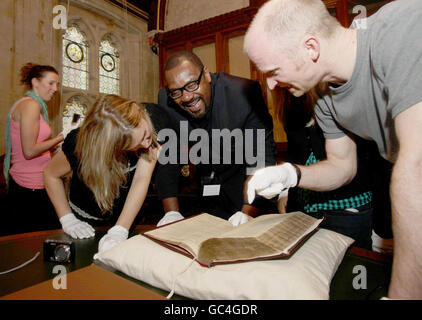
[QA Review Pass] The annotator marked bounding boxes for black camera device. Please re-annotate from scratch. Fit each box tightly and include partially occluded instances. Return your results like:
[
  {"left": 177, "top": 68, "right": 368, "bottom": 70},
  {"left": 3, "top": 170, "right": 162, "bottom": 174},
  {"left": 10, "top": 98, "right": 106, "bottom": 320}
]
[{"left": 43, "top": 239, "right": 75, "bottom": 263}]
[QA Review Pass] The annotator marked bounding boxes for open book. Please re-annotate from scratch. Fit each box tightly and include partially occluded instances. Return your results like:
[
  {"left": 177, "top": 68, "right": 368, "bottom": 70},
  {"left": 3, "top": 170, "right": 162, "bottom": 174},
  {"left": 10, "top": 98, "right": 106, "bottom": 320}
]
[{"left": 143, "top": 211, "right": 323, "bottom": 267}]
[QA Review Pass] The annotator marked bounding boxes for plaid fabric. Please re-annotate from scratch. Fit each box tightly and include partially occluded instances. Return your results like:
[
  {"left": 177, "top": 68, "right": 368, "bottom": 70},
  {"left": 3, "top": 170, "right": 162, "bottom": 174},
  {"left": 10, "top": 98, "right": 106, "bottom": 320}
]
[{"left": 298, "top": 152, "right": 372, "bottom": 213}]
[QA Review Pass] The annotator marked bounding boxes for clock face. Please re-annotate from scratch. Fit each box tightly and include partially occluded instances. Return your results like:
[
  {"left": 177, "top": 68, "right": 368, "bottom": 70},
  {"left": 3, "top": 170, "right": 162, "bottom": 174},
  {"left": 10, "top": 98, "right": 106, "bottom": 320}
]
[
  {"left": 101, "top": 53, "right": 115, "bottom": 72},
  {"left": 66, "top": 42, "right": 84, "bottom": 63}
]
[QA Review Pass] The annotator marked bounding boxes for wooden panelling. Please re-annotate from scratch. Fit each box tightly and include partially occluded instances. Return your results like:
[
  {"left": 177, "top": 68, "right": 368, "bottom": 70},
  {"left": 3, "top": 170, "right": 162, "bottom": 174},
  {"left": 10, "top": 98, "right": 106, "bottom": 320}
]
[
  {"left": 155, "top": 0, "right": 391, "bottom": 144},
  {"left": 154, "top": 1, "right": 391, "bottom": 86}
]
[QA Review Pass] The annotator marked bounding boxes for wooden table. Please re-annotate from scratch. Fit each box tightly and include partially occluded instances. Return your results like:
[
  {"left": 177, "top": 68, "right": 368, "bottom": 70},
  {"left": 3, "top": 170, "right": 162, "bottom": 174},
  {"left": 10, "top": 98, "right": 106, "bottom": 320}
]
[{"left": 0, "top": 226, "right": 392, "bottom": 300}]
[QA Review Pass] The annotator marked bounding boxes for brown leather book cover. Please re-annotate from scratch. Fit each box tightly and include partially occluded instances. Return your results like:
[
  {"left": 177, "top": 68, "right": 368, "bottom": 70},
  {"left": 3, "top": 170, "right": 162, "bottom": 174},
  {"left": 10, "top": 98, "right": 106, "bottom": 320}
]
[
  {"left": 143, "top": 212, "right": 323, "bottom": 267},
  {"left": 1, "top": 264, "right": 166, "bottom": 300}
]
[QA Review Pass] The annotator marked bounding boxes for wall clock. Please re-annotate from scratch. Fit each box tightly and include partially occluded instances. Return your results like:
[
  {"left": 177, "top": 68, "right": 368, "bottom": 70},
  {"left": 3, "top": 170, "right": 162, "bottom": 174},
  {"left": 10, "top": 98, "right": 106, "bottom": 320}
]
[
  {"left": 65, "top": 42, "right": 84, "bottom": 63},
  {"left": 101, "top": 53, "right": 115, "bottom": 72}
]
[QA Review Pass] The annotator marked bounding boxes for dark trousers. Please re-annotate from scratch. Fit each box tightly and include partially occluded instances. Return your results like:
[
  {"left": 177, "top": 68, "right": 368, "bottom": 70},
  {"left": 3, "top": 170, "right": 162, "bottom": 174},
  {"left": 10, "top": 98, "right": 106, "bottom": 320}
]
[
  {"left": 311, "top": 205, "right": 373, "bottom": 250},
  {"left": 2, "top": 177, "right": 61, "bottom": 236},
  {"left": 181, "top": 194, "right": 234, "bottom": 220}
]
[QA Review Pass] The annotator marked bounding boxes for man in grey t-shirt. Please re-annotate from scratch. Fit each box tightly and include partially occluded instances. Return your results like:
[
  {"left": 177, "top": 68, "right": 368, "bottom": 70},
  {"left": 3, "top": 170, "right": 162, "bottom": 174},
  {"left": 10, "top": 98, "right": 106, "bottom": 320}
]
[{"left": 244, "top": 0, "right": 422, "bottom": 299}]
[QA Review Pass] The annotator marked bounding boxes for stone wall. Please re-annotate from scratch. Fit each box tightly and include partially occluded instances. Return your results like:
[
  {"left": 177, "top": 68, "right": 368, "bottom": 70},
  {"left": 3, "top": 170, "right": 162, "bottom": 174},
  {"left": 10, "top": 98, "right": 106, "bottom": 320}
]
[
  {"left": 164, "top": 0, "right": 249, "bottom": 31},
  {"left": 0, "top": 0, "right": 158, "bottom": 154}
]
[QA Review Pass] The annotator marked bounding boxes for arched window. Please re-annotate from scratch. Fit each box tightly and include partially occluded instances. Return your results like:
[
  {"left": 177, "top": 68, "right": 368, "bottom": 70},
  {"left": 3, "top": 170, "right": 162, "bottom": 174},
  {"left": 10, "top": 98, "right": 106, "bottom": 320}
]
[
  {"left": 99, "top": 38, "right": 120, "bottom": 94},
  {"left": 62, "top": 95, "right": 88, "bottom": 133},
  {"left": 62, "top": 26, "right": 89, "bottom": 90}
]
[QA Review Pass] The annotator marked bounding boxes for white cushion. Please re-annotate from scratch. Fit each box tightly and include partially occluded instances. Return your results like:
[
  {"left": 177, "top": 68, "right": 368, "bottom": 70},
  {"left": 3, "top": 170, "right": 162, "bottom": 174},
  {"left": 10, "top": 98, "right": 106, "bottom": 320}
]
[{"left": 95, "top": 228, "right": 353, "bottom": 300}]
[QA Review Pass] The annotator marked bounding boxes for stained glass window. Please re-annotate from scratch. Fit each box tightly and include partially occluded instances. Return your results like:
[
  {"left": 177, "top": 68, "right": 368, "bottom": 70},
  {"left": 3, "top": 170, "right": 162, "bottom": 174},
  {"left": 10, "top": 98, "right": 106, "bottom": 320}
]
[
  {"left": 62, "top": 26, "right": 89, "bottom": 90},
  {"left": 62, "top": 95, "right": 88, "bottom": 133},
  {"left": 99, "top": 39, "right": 120, "bottom": 94}
]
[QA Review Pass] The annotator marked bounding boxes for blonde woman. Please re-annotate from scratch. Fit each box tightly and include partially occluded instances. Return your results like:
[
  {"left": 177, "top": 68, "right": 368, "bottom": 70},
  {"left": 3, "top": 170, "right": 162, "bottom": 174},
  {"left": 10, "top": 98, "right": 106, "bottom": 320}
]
[{"left": 43, "top": 94, "right": 160, "bottom": 253}]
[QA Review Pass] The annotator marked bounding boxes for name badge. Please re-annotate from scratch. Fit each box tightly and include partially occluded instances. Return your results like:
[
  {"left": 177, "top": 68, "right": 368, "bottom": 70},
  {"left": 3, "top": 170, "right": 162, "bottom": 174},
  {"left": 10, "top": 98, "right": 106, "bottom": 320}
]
[{"left": 203, "top": 184, "right": 221, "bottom": 197}]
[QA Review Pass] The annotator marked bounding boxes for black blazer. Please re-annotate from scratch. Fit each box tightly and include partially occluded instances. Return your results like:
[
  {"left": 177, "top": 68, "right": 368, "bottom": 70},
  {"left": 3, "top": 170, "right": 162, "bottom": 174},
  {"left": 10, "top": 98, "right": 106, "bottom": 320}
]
[{"left": 154, "top": 72, "right": 276, "bottom": 217}]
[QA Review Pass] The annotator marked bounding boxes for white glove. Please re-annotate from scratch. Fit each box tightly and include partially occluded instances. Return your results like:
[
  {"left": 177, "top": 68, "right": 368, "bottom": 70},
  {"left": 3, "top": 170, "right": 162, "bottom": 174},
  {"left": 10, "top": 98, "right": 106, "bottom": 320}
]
[
  {"left": 97, "top": 225, "right": 129, "bottom": 254},
  {"left": 157, "top": 211, "right": 184, "bottom": 227},
  {"left": 228, "top": 211, "right": 251, "bottom": 227},
  {"left": 247, "top": 163, "right": 299, "bottom": 204},
  {"left": 60, "top": 213, "right": 95, "bottom": 239}
]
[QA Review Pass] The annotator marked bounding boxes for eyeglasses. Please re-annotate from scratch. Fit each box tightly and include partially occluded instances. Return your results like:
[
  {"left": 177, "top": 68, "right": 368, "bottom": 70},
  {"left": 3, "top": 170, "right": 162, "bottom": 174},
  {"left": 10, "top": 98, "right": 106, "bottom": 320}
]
[{"left": 167, "top": 69, "right": 203, "bottom": 100}]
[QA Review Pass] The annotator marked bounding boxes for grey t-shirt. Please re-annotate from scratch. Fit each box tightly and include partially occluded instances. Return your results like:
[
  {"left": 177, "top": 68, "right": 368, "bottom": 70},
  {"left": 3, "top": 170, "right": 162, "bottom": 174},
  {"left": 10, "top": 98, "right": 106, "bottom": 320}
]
[{"left": 315, "top": 0, "right": 422, "bottom": 162}]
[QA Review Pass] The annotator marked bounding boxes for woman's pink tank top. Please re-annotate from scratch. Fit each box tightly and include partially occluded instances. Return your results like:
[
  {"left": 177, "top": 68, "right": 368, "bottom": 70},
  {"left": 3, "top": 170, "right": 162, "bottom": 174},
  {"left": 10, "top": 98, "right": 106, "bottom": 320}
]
[{"left": 9, "top": 97, "right": 52, "bottom": 189}]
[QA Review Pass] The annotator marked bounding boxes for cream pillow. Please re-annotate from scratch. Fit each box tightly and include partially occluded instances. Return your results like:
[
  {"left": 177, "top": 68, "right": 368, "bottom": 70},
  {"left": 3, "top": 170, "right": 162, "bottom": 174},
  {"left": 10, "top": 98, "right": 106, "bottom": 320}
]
[{"left": 95, "top": 228, "right": 353, "bottom": 300}]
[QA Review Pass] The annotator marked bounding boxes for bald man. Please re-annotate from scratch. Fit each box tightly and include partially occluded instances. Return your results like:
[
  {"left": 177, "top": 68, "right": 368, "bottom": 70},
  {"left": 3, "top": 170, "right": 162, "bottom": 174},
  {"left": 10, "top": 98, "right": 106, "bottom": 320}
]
[{"left": 244, "top": 0, "right": 422, "bottom": 299}]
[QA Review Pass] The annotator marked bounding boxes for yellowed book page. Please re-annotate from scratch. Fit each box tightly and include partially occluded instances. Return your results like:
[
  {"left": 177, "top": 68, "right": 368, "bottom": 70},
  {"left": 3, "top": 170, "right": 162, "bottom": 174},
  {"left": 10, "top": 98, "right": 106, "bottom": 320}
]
[
  {"left": 198, "top": 214, "right": 288, "bottom": 266},
  {"left": 198, "top": 212, "right": 322, "bottom": 266},
  {"left": 144, "top": 213, "right": 233, "bottom": 257},
  {"left": 198, "top": 237, "right": 277, "bottom": 267},
  {"left": 257, "top": 212, "right": 322, "bottom": 253},
  {"left": 218, "top": 214, "right": 286, "bottom": 238},
  {"left": 219, "top": 211, "right": 320, "bottom": 238}
]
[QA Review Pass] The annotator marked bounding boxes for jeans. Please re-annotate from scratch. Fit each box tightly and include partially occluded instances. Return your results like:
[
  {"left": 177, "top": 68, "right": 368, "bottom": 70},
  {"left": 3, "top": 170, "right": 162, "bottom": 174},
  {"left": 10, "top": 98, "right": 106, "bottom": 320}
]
[{"left": 310, "top": 204, "right": 373, "bottom": 250}]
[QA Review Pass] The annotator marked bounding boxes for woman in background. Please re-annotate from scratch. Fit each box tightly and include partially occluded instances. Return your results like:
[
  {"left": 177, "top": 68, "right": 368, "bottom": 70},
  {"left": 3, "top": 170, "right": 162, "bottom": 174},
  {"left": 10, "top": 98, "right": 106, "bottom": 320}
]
[
  {"left": 43, "top": 94, "right": 160, "bottom": 254},
  {"left": 3, "top": 63, "right": 64, "bottom": 235}
]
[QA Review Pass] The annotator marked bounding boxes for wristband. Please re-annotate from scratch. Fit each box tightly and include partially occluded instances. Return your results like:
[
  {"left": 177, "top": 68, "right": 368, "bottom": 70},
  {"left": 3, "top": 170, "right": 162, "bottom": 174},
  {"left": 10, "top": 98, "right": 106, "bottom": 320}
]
[{"left": 291, "top": 163, "right": 302, "bottom": 187}]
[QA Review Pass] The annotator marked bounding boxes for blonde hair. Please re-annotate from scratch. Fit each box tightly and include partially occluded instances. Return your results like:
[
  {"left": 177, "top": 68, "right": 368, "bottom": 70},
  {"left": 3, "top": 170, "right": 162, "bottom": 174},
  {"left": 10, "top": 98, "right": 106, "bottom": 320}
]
[
  {"left": 75, "top": 94, "right": 157, "bottom": 213},
  {"left": 245, "top": 0, "right": 340, "bottom": 57}
]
